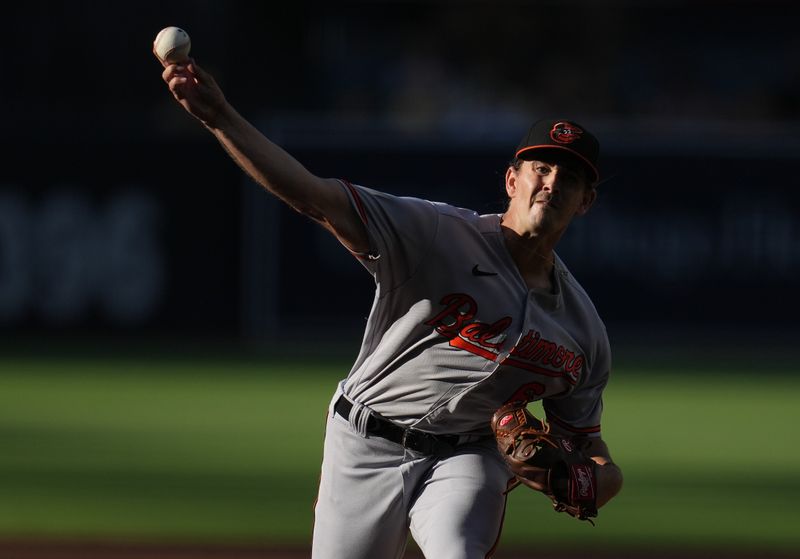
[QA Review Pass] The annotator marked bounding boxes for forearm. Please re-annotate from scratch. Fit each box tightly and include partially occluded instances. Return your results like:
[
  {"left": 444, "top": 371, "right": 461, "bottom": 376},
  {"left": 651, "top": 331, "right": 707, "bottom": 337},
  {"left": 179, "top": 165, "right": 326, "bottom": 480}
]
[
  {"left": 162, "top": 60, "right": 368, "bottom": 251},
  {"left": 208, "top": 103, "right": 332, "bottom": 218}
]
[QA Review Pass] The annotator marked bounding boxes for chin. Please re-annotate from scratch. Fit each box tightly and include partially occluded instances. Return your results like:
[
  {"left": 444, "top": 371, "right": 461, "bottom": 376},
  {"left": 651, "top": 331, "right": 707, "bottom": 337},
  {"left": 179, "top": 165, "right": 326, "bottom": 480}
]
[
  {"left": 529, "top": 215, "right": 564, "bottom": 237},
  {"left": 529, "top": 212, "right": 551, "bottom": 230}
]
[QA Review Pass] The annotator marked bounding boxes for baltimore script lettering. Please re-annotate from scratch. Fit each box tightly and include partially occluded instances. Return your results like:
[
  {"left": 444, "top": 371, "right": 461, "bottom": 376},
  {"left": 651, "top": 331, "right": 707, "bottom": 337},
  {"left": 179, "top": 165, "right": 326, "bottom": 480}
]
[{"left": 424, "top": 293, "right": 584, "bottom": 383}]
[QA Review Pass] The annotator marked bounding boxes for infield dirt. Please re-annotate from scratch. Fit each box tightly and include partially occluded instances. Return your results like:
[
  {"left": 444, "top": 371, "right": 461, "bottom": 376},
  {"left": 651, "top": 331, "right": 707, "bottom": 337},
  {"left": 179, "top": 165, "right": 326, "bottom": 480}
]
[{"left": 1, "top": 540, "right": 799, "bottom": 559}]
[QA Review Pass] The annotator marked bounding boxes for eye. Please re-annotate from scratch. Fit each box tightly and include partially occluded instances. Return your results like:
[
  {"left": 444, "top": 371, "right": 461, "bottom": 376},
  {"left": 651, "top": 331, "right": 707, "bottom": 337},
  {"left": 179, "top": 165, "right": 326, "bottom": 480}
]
[
  {"left": 564, "top": 172, "right": 586, "bottom": 188},
  {"left": 563, "top": 173, "right": 579, "bottom": 185},
  {"left": 534, "top": 164, "right": 551, "bottom": 175}
]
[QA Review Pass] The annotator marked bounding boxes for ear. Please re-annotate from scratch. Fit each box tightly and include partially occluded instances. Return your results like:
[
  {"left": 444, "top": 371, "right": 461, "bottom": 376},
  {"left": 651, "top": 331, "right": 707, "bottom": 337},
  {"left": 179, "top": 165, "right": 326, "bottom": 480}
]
[
  {"left": 505, "top": 166, "right": 518, "bottom": 198},
  {"left": 575, "top": 187, "right": 597, "bottom": 216}
]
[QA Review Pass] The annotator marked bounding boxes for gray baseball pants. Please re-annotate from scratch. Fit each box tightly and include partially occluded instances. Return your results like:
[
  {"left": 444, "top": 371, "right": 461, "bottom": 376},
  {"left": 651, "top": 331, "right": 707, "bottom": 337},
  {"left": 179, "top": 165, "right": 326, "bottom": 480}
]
[{"left": 312, "top": 394, "right": 511, "bottom": 559}]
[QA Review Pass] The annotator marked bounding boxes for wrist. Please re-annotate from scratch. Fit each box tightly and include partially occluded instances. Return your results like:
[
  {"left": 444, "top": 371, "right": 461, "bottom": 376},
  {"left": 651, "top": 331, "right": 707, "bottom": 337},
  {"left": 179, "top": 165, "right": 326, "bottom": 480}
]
[{"left": 203, "top": 99, "right": 236, "bottom": 131}]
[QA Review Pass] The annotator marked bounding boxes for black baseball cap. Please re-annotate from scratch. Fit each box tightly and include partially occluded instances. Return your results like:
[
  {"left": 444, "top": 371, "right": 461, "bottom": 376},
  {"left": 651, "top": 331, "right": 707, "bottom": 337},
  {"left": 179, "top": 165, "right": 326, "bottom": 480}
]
[{"left": 515, "top": 119, "right": 600, "bottom": 183}]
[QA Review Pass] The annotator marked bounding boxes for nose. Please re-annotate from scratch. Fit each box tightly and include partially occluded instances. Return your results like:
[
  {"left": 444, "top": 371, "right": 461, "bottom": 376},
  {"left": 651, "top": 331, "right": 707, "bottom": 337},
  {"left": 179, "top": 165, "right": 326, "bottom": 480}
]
[{"left": 542, "top": 167, "right": 563, "bottom": 192}]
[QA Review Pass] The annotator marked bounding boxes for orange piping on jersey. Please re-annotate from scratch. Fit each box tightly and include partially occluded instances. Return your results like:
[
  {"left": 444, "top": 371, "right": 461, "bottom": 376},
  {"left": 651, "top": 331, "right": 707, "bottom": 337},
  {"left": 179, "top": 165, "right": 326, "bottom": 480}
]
[
  {"left": 350, "top": 249, "right": 375, "bottom": 261},
  {"left": 501, "top": 356, "right": 578, "bottom": 385},
  {"left": 340, "top": 179, "right": 368, "bottom": 225},
  {"left": 515, "top": 144, "right": 599, "bottom": 183},
  {"left": 547, "top": 413, "right": 601, "bottom": 434},
  {"left": 449, "top": 336, "right": 499, "bottom": 361}
]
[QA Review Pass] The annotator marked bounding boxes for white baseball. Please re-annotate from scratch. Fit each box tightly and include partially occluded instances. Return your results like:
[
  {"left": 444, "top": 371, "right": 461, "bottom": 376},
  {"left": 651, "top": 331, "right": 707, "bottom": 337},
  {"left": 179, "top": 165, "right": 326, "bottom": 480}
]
[{"left": 153, "top": 26, "right": 191, "bottom": 64}]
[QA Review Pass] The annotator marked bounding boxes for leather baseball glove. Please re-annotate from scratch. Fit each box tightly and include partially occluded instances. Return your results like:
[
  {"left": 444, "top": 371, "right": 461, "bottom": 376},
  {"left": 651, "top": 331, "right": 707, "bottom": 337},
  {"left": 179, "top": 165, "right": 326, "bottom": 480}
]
[{"left": 490, "top": 401, "right": 598, "bottom": 523}]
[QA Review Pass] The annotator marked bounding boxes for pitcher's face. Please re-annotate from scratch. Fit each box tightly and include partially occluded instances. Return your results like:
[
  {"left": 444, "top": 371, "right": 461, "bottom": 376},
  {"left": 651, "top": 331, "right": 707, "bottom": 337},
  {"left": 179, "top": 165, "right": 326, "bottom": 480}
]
[{"left": 504, "top": 159, "right": 596, "bottom": 238}]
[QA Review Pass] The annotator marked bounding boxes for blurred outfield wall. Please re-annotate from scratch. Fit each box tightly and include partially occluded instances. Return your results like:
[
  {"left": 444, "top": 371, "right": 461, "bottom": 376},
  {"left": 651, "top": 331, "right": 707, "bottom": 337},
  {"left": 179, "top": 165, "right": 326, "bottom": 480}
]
[
  {"left": 1, "top": 121, "right": 799, "bottom": 344},
  {"left": 1, "top": 1, "right": 799, "bottom": 346}
]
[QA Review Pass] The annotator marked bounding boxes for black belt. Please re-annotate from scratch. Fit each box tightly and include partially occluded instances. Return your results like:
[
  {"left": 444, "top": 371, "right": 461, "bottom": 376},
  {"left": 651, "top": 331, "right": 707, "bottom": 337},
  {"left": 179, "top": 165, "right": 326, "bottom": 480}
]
[{"left": 334, "top": 395, "right": 460, "bottom": 455}]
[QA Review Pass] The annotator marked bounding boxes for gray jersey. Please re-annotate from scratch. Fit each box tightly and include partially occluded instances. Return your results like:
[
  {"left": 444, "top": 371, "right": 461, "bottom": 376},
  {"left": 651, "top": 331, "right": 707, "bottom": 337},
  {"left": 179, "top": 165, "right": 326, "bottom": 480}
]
[{"left": 339, "top": 181, "right": 611, "bottom": 439}]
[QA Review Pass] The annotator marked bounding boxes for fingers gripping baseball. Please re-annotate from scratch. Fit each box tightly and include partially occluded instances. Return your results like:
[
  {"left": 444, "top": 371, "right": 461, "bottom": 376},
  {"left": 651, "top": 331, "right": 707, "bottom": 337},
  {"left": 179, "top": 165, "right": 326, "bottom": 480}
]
[
  {"left": 153, "top": 26, "right": 220, "bottom": 125},
  {"left": 161, "top": 60, "right": 227, "bottom": 127},
  {"left": 161, "top": 61, "right": 201, "bottom": 99}
]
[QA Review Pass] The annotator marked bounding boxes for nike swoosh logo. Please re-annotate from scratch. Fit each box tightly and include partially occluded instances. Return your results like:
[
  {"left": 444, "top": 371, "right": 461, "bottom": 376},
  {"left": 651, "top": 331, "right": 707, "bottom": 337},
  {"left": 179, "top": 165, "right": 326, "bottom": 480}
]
[{"left": 472, "top": 264, "right": 498, "bottom": 277}]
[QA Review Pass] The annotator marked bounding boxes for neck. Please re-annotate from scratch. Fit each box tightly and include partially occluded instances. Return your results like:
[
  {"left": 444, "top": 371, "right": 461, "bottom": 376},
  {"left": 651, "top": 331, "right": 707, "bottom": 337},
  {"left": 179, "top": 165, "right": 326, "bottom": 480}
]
[{"left": 500, "top": 223, "right": 557, "bottom": 291}]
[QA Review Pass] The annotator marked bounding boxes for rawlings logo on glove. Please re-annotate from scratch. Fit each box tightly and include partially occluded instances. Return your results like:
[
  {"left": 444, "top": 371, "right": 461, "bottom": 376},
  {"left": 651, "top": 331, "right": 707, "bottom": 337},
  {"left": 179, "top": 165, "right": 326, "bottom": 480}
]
[{"left": 490, "top": 401, "right": 598, "bottom": 523}]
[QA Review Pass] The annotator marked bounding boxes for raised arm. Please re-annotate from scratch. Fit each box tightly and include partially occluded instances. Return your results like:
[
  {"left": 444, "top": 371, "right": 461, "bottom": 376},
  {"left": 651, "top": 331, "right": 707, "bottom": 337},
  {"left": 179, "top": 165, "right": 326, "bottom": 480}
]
[{"left": 160, "top": 59, "right": 369, "bottom": 254}]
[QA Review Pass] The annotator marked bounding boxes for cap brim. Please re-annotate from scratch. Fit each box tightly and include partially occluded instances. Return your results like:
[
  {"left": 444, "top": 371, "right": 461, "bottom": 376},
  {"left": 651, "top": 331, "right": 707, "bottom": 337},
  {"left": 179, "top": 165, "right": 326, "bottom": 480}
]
[{"left": 515, "top": 145, "right": 600, "bottom": 184}]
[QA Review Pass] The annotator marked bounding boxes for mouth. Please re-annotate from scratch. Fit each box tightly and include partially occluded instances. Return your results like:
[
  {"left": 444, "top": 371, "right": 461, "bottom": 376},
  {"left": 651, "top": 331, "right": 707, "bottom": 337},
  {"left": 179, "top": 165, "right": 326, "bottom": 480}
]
[{"left": 535, "top": 197, "right": 559, "bottom": 210}]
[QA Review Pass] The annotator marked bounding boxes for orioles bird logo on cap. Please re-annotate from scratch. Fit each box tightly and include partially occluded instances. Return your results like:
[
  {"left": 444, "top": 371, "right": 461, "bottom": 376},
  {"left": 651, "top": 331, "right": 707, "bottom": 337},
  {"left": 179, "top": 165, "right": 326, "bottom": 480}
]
[{"left": 550, "top": 122, "right": 583, "bottom": 144}]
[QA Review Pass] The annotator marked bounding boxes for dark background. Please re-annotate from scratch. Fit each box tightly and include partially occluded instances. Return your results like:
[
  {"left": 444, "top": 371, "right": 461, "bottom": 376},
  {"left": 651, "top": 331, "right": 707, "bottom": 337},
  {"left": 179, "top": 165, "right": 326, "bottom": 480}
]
[{"left": 2, "top": 0, "right": 798, "bottom": 351}]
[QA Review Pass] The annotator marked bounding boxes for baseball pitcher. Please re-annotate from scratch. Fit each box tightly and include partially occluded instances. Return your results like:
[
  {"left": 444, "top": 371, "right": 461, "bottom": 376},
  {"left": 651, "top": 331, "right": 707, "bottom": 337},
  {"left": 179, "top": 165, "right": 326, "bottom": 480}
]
[{"left": 159, "top": 55, "right": 623, "bottom": 559}]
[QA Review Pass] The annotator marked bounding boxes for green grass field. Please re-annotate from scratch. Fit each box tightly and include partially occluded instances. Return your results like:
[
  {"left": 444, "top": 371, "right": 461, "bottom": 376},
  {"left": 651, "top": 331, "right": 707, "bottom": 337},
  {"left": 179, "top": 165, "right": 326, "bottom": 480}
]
[{"left": 1, "top": 353, "right": 798, "bottom": 554}]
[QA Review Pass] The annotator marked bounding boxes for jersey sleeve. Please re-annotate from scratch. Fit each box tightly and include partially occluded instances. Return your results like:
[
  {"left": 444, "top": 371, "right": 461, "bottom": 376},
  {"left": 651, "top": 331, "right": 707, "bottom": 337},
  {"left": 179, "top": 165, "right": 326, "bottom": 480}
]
[
  {"left": 338, "top": 180, "right": 439, "bottom": 293},
  {"left": 543, "top": 335, "right": 611, "bottom": 438}
]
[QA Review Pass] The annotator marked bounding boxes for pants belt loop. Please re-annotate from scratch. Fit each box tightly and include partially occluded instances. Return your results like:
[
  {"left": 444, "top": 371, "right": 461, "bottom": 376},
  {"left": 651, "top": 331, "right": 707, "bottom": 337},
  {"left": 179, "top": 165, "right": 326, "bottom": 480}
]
[{"left": 346, "top": 398, "right": 371, "bottom": 437}]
